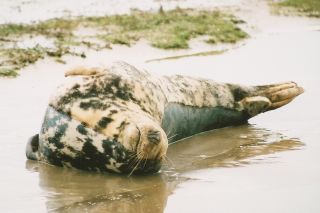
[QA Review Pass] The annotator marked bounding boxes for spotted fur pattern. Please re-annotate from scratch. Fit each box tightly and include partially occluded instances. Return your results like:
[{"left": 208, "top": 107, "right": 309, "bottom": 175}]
[
  {"left": 37, "top": 106, "right": 160, "bottom": 174},
  {"left": 26, "top": 61, "right": 303, "bottom": 174}
]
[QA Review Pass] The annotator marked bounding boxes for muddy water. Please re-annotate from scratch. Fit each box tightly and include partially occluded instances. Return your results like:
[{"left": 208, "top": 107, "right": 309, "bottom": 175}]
[{"left": 1, "top": 1, "right": 320, "bottom": 213}]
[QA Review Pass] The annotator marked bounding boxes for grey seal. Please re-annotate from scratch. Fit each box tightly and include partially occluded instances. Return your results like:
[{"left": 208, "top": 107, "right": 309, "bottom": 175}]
[{"left": 26, "top": 61, "right": 304, "bottom": 174}]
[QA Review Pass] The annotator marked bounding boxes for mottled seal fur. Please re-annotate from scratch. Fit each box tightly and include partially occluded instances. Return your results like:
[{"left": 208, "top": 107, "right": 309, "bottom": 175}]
[{"left": 26, "top": 61, "right": 304, "bottom": 174}]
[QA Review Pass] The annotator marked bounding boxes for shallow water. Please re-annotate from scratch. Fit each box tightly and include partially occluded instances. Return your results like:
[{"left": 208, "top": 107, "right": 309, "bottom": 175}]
[{"left": 1, "top": 1, "right": 320, "bottom": 213}]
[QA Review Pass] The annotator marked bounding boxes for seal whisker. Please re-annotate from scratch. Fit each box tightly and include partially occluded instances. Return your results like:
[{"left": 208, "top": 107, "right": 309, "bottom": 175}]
[
  {"left": 166, "top": 129, "right": 176, "bottom": 141},
  {"left": 166, "top": 129, "right": 172, "bottom": 138},
  {"left": 128, "top": 153, "right": 137, "bottom": 160},
  {"left": 127, "top": 153, "right": 136, "bottom": 161},
  {"left": 168, "top": 134, "right": 178, "bottom": 142},
  {"left": 128, "top": 155, "right": 140, "bottom": 168},
  {"left": 128, "top": 158, "right": 143, "bottom": 177},
  {"left": 143, "top": 154, "right": 149, "bottom": 169},
  {"left": 128, "top": 150, "right": 144, "bottom": 168}
]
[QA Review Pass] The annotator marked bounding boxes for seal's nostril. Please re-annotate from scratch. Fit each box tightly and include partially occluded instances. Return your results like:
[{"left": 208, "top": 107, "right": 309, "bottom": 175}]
[{"left": 147, "top": 130, "right": 161, "bottom": 144}]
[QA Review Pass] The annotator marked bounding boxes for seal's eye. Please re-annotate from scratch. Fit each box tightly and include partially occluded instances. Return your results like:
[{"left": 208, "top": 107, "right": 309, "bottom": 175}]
[{"left": 119, "top": 124, "right": 140, "bottom": 152}]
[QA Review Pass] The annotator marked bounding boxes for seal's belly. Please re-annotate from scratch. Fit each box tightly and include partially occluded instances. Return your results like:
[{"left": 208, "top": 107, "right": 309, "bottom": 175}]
[{"left": 161, "top": 103, "right": 250, "bottom": 143}]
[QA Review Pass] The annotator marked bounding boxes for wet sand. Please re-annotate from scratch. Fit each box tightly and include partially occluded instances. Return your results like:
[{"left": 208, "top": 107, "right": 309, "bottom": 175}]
[{"left": 1, "top": 1, "right": 320, "bottom": 212}]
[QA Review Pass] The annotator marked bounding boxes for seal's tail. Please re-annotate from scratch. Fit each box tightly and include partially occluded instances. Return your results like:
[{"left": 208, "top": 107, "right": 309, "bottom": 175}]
[
  {"left": 238, "top": 82, "right": 304, "bottom": 116},
  {"left": 26, "top": 134, "right": 40, "bottom": 161}
]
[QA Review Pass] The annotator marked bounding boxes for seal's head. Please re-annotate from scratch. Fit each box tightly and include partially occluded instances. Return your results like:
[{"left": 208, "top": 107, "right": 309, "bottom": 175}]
[
  {"left": 68, "top": 104, "right": 168, "bottom": 174},
  {"left": 115, "top": 112, "right": 168, "bottom": 174},
  {"left": 68, "top": 101, "right": 168, "bottom": 173}
]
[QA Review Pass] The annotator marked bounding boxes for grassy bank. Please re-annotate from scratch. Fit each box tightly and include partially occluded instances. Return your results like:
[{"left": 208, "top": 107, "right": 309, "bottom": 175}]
[
  {"left": 0, "top": 9, "right": 247, "bottom": 77},
  {"left": 275, "top": 0, "right": 320, "bottom": 17}
]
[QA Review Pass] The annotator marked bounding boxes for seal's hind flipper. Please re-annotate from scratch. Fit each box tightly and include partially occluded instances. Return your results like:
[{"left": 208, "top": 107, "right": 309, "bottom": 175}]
[
  {"left": 256, "top": 81, "right": 304, "bottom": 110},
  {"left": 26, "top": 134, "right": 40, "bottom": 161},
  {"left": 238, "top": 82, "right": 304, "bottom": 117}
]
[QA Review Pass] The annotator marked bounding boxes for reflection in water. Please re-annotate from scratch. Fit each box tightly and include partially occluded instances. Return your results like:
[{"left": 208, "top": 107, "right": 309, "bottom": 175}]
[
  {"left": 26, "top": 124, "right": 303, "bottom": 212},
  {"left": 165, "top": 125, "right": 303, "bottom": 172},
  {"left": 25, "top": 161, "right": 184, "bottom": 213}
]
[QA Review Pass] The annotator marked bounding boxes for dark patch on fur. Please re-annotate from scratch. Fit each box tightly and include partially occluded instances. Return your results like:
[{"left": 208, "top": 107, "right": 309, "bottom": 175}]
[
  {"left": 179, "top": 87, "right": 186, "bottom": 93},
  {"left": 140, "top": 105, "right": 148, "bottom": 113},
  {"left": 72, "top": 84, "right": 80, "bottom": 90},
  {"left": 227, "top": 84, "right": 250, "bottom": 102},
  {"left": 79, "top": 99, "right": 109, "bottom": 110},
  {"left": 110, "top": 109, "right": 118, "bottom": 114},
  {"left": 102, "top": 139, "right": 116, "bottom": 157},
  {"left": 97, "top": 117, "right": 113, "bottom": 129},
  {"left": 42, "top": 146, "right": 73, "bottom": 167},
  {"left": 56, "top": 74, "right": 149, "bottom": 113},
  {"left": 66, "top": 145, "right": 77, "bottom": 153},
  {"left": 76, "top": 124, "right": 87, "bottom": 135},
  {"left": 117, "top": 121, "right": 127, "bottom": 130},
  {"left": 42, "top": 147, "right": 63, "bottom": 167},
  {"left": 66, "top": 110, "right": 71, "bottom": 117},
  {"left": 102, "top": 139, "right": 126, "bottom": 161},
  {"left": 233, "top": 88, "right": 248, "bottom": 101},
  {"left": 182, "top": 82, "right": 189, "bottom": 87},
  {"left": 82, "top": 138, "right": 96, "bottom": 154},
  {"left": 56, "top": 87, "right": 82, "bottom": 109},
  {"left": 47, "top": 123, "right": 68, "bottom": 149}
]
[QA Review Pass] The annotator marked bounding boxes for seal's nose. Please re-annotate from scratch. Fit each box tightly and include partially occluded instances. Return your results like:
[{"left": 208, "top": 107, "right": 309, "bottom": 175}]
[{"left": 147, "top": 130, "right": 161, "bottom": 145}]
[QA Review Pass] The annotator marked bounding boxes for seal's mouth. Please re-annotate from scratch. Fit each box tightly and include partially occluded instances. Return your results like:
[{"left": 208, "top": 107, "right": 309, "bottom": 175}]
[{"left": 125, "top": 156, "right": 162, "bottom": 175}]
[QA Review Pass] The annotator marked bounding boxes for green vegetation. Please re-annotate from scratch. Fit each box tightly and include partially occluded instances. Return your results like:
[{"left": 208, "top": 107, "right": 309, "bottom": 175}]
[
  {"left": 0, "top": 46, "right": 44, "bottom": 77},
  {"left": 0, "top": 68, "right": 19, "bottom": 77},
  {"left": 0, "top": 9, "right": 247, "bottom": 77},
  {"left": 94, "top": 9, "right": 247, "bottom": 49},
  {"left": 0, "top": 45, "right": 84, "bottom": 77},
  {"left": 275, "top": 0, "right": 320, "bottom": 17}
]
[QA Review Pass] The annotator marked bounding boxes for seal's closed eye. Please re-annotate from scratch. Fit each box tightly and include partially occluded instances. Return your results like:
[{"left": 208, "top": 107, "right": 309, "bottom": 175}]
[{"left": 118, "top": 123, "right": 141, "bottom": 152}]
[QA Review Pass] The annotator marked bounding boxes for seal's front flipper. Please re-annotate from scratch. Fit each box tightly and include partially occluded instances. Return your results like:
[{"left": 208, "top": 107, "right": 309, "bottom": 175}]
[
  {"left": 238, "top": 82, "right": 304, "bottom": 117},
  {"left": 64, "top": 67, "right": 105, "bottom": 77},
  {"left": 26, "top": 134, "right": 40, "bottom": 161},
  {"left": 238, "top": 96, "right": 272, "bottom": 116}
]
